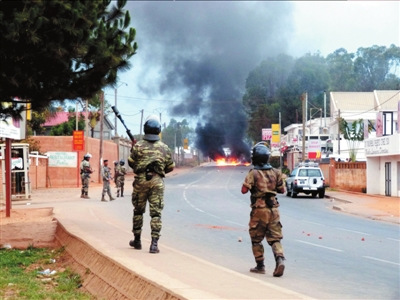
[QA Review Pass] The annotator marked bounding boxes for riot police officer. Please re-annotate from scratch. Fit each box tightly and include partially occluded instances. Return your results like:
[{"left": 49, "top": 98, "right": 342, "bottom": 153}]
[
  {"left": 128, "top": 115, "right": 175, "bottom": 253},
  {"left": 116, "top": 159, "right": 127, "bottom": 197},
  {"left": 80, "top": 153, "right": 93, "bottom": 199},
  {"left": 241, "top": 142, "right": 286, "bottom": 277}
]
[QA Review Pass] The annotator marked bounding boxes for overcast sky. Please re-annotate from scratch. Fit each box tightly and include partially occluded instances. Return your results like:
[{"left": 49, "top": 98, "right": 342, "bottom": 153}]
[{"left": 105, "top": 1, "right": 400, "bottom": 136}]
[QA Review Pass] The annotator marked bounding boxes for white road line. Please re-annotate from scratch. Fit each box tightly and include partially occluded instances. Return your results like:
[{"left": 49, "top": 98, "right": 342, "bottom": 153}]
[
  {"left": 363, "top": 256, "right": 400, "bottom": 266},
  {"left": 295, "top": 239, "right": 343, "bottom": 252},
  {"left": 226, "top": 220, "right": 246, "bottom": 227},
  {"left": 335, "top": 227, "right": 371, "bottom": 236},
  {"left": 387, "top": 237, "right": 400, "bottom": 242},
  {"left": 303, "top": 220, "right": 325, "bottom": 226}
]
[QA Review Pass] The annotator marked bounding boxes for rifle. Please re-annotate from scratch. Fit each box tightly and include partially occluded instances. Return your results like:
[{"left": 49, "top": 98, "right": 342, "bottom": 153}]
[{"left": 111, "top": 106, "right": 137, "bottom": 144}]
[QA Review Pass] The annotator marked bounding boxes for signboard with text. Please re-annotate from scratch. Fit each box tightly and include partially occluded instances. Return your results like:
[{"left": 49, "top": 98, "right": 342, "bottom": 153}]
[
  {"left": 272, "top": 124, "right": 280, "bottom": 143},
  {"left": 262, "top": 128, "right": 272, "bottom": 141},
  {"left": 73, "top": 130, "right": 84, "bottom": 151},
  {"left": 48, "top": 152, "right": 77, "bottom": 168}
]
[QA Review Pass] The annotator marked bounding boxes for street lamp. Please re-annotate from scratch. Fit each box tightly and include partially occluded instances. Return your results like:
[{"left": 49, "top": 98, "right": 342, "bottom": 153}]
[{"left": 114, "top": 82, "right": 127, "bottom": 136}]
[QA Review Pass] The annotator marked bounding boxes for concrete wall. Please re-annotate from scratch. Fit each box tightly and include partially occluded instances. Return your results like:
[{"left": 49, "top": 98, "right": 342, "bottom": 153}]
[{"left": 326, "top": 159, "right": 366, "bottom": 192}]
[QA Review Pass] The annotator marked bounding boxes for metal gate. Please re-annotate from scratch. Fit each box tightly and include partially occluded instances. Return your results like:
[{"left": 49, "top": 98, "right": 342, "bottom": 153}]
[{"left": 385, "top": 162, "right": 391, "bottom": 196}]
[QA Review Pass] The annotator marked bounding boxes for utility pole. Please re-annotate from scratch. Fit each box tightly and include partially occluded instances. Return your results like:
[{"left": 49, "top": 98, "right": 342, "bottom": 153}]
[
  {"left": 338, "top": 109, "right": 341, "bottom": 155},
  {"left": 99, "top": 91, "right": 104, "bottom": 183},
  {"left": 279, "top": 112, "right": 282, "bottom": 170},
  {"left": 301, "top": 92, "right": 307, "bottom": 161},
  {"left": 85, "top": 99, "right": 89, "bottom": 153},
  {"left": 139, "top": 109, "right": 144, "bottom": 140},
  {"left": 114, "top": 82, "right": 127, "bottom": 136}
]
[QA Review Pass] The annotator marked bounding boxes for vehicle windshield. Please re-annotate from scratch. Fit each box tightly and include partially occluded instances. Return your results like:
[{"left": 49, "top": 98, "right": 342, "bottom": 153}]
[{"left": 298, "top": 169, "right": 322, "bottom": 177}]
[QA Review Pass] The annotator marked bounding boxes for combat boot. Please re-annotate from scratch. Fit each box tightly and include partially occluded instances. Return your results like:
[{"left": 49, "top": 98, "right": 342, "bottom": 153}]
[
  {"left": 149, "top": 237, "right": 160, "bottom": 253},
  {"left": 101, "top": 195, "right": 107, "bottom": 202},
  {"left": 129, "top": 234, "right": 142, "bottom": 250},
  {"left": 83, "top": 195, "right": 90, "bottom": 199},
  {"left": 250, "top": 261, "right": 265, "bottom": 274},
  {"left": 109, "top": 194, "right": 115, "bottom": 201},
  {"left": 121, "top": 187, "right": 124, "bottom": 197},
  {"left": 116, "top": 192, "right": 120, "bottom": 197},
  {"left": 273, "top": 256, "right": 285, "bottom": 277}
]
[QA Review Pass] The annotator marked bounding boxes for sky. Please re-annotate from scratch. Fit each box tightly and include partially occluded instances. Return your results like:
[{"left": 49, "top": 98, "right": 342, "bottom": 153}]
[{"left": 104, "top": 1, "right": 400, "bottom": 138}]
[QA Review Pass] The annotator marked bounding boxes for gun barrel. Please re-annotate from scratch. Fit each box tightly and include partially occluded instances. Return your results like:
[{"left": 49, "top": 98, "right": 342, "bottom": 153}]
[{"left": 111, "top": 106, "right": 136, "bottom": 143}]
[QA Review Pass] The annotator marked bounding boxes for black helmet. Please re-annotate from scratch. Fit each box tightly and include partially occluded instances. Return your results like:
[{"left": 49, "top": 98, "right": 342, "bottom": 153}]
[
  {"left": 119, "top": 159, "right": 125, "bottom": 165},
  {"left": 252, "top": 142, "right": 272, "bottom": 170},
  {"left": 143, "top": 115, "right": 161, "bottom": 141}
]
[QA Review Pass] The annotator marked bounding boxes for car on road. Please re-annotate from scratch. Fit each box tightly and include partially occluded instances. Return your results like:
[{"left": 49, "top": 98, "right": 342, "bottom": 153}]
[{"left": 285, "top": 162, "right": 325, "bottom": 198}]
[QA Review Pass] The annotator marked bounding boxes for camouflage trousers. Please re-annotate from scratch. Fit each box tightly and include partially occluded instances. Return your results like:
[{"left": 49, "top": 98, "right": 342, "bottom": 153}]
[
  {"left": 81, "top": 176, "right": 89, "bottom": 196},
  {"left": 116, "top": 176, "right": 125, "bottom": 195},
  {"left": 131, "top": 175, "right": 164, "bottom": 239},
  {"left": 102, "top": 180, "right": 112, "bottom": 197},
  {"left": 249, "top": 207, "right": 284, "bottom": 263}
]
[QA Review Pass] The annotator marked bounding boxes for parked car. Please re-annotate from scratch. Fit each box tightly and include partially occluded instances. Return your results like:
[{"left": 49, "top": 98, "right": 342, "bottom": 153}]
[{"left": 285, "top": 162, "right": 325, "bottom": 198}]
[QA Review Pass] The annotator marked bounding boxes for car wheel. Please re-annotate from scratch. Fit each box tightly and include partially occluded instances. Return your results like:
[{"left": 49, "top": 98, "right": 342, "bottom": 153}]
[
  {"left": 318, "top": 190, "right": 325, "bottom": 198},
  {"left": 311, "top": 192, "right": 317, "bottom": 198},
  {"left": 286, "top": 184, "right": 292, "bottom": 197}
]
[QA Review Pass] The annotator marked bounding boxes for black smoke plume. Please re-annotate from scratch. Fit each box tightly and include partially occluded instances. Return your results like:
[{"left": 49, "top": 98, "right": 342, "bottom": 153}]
[{"left": 127, "top": 1, "right": 293, "bottom": 161}]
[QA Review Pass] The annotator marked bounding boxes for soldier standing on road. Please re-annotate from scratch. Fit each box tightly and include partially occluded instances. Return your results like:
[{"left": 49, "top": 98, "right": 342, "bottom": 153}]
[
  {"left": 101, "top": 159, "right": 115, "bottom": 202},
  {"left": 116, "top": 159, "right": 127, "bottom": 197},
  {"left": 80, "top": 153, "right": 93, "bottom": 199},
  {"left": 241, "top": 142, "right": 286, "bottom": 277},
  {"left": 128, "top": 115, "right": 175, "bottom": 253},
  {"left": 113, "top": 161, "right": 119, "bottom": 187}
]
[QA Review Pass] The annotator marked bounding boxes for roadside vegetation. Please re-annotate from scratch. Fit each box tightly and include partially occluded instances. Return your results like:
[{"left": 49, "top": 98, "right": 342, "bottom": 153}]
[{"left": 0, "top": 246, "right": 93, "bottom": 299}]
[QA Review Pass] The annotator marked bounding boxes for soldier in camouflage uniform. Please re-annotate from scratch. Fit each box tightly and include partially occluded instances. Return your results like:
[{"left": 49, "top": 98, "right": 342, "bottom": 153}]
[
  {"left": 241, "top": 142, "right": 286, "bottom": 277},
  {"left": 128, "top": 115, "right": 175, "bottom": 253},
  {"left": 115, "top": 159, "right": 127, "bottom": 197},
  {"left": 80, "top": 153, "right": 93, "bottom": 199},
  {"left": 101, "top": 159, "right": 115, "bottom": 202}
]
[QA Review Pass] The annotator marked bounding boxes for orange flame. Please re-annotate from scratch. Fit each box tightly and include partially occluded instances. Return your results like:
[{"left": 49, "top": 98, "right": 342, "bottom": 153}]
[{"left": 215, "top": 158, "right": 250, "bottom": 166}]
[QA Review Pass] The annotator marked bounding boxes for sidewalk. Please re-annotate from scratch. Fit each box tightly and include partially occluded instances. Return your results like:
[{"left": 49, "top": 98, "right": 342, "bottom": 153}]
[{"left": 325, "top": 189, "right": 399, "bottom": 224}]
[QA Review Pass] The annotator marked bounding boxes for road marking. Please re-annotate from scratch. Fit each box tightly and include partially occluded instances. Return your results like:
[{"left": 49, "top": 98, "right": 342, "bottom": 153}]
[
  {"left": 335, "top": 227, "right": 371, "bottom": 236},
  {"left": 363, "top": 256, "right": 400, "bottom": 266},
  {"left": 295, "top": 239, "right": 343, "bottom": 252},
  {"left": 387, "top": 237, "right": 400, "bottom": 242},
  {"left": 303, "top": 220, "right": 325, "bottom": 226},
  {"left": 226, "top": 220, "right": 246, "bottom": 227}
]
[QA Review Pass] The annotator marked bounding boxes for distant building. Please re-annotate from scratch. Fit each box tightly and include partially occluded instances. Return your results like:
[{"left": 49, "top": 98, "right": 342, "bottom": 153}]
[{"left": 42, "top": 111, "right": 114, "bottom": 140}]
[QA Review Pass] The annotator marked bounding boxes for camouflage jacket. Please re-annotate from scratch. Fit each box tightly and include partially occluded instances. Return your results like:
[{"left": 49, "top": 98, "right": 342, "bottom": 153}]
[{"left": 128, "top": 139, "right": 174, "bottom": 178}]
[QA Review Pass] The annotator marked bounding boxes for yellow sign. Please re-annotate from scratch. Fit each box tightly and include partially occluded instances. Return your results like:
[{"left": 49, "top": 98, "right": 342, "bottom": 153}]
[
  {"left": 272, "top": 124, "right": 280, "bottom": 143},
  {"left": 183, "top": 138, "right": 189, "bottom": 150}
]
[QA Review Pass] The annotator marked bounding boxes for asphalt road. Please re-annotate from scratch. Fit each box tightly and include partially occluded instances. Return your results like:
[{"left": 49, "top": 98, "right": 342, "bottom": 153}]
[{"left": 107, "top": 165, "right": 400, "bottom": 299}]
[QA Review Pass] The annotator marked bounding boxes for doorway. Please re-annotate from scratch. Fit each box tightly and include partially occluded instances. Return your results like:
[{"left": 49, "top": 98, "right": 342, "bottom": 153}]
[{"left": 385, "top": 162, "right": 391, "bottom": 196}]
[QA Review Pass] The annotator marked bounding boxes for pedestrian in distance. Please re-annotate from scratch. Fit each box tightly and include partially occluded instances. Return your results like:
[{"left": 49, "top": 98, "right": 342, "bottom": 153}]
[
  {"left": 128, "top": 115, "right": 175, "bottom": 254},
  {"left": 101, "top": 159, "right": 115, "bottom": 202},
  {"left": 241, "top": 142, "right": 286, "bottom": 277},
  {"left": 80, "top": 153, "right": 93, "bottom": 199},
  {"left": 116, "top": 159, "right": 127, "bottom": 197},
  {"left": 113, "top": 160, "right": 119, "bottom": 187}
]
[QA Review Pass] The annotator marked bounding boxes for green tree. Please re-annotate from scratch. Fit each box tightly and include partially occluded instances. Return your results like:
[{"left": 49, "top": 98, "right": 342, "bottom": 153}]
[
  {"left": 0, "top": 0, "right": 137, "bottom": 118},
  {"left": 326, "top": 48, "right": 356, "bottom": 91},
  {"left": 338, "top": 118, "right": 365, "bottom": 162},
  {"left": 354, "top": 45, "right": 400, "bottom": 91},
  {"left": 50, "top": 113, "right": 85, "bottom": 136},
  {"left": 161, "top": 119, "right": 193, "bottom": 152}
]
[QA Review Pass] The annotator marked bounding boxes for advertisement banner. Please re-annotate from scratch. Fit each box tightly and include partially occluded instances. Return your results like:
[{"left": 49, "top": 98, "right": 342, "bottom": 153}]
[
  {"left": 272, "top": 124, "right": 280, "bottom": 143},
  {"left": 262, "top": 128, "right": 272, "bottom": 141}
]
